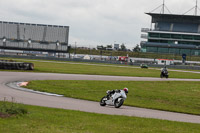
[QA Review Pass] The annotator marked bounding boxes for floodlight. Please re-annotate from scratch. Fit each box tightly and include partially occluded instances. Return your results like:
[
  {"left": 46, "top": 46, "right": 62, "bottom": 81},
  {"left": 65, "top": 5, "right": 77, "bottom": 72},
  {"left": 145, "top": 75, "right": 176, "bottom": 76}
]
[
  {"left": 56, "top": 41, "right": 60, "bottom": 46},
  {"left": 28, "top": 39, "right": 32, "bottom": 44},
  {"left": 3, "top": 37, "right": 6, "bottom": 43}
]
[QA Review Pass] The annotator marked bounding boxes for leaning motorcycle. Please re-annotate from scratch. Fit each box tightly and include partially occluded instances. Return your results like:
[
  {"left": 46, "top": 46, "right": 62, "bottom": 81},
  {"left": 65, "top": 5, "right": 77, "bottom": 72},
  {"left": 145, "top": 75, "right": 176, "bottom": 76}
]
[
  {"left": 160, "top": 70, "right": 169, "bottom": 78},
  {"left": 100, "top": 90, "right": 127, "bottom": 108}
]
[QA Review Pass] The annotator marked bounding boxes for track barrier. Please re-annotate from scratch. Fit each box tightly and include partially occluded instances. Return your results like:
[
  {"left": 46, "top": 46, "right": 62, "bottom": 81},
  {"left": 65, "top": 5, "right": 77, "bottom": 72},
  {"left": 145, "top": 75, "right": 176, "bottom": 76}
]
[{"left": 0, "top": 60, "right": 34, "bottom": 70}]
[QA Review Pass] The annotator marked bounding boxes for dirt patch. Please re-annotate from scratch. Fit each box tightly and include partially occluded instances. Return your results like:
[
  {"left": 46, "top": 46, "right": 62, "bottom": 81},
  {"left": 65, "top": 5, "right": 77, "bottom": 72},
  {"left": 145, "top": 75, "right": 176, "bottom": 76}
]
[{"left": 0, "top": 112, "right": 13, "bottom": 118}]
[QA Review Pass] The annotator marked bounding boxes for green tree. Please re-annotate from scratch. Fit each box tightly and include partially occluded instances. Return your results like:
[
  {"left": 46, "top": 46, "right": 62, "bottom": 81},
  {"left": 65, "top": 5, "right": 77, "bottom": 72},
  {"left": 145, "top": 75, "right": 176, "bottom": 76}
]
[
  {"left": 106, "top": 45, "right": 112, "bottom": 48},
  {"left": 97, "top": 45, "right": 106, "bottom": 50},
  {"left": 120, "top": 43, "right": 126, "bottom": 51},
  {"left": 133, "top": 44, "right": 141, "bottom": 52}
]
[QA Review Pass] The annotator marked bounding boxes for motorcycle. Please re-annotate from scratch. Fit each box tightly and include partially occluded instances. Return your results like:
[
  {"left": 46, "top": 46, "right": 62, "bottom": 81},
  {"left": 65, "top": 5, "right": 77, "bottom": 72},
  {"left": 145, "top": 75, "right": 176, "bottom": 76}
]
[
  {"left": 160, "top": 70, "right": 169, "bottom": 78},
  {"left": 100, "top": 90, "right": 127, "bottom": 108}
]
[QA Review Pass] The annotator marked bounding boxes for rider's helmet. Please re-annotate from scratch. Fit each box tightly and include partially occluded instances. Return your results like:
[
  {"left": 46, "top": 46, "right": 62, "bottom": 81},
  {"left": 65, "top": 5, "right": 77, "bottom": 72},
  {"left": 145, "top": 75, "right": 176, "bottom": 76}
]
[
  {"left": 123, "top": 88, "right": 128, "bottom": 94},
  {"left": 106, "top": 90, "right": 110, "bottom": 94}
]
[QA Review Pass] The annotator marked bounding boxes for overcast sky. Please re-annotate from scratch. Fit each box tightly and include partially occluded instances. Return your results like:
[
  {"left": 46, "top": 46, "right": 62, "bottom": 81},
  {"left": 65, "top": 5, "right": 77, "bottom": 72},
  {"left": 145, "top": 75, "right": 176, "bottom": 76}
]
[{"left": 0, "top": 0, "right": 198, "bottom": 49}]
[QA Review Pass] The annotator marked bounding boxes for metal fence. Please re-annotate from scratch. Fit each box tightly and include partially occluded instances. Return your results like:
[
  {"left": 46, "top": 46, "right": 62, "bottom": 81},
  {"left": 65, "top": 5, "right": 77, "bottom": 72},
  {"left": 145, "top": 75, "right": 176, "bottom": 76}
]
[{"left": 1, "top": 54, "right": 200, "bottom": 70}]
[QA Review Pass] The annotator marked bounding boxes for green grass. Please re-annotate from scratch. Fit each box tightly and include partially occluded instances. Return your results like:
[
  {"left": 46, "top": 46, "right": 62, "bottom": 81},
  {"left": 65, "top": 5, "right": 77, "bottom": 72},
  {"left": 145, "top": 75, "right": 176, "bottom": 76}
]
[
  {"left": 1, "top": 58, "right": 200, "bottom": 79},
  {"left": 0, "top": 102, "right": 200, "bottom": 133},
  {"left": 26, "top": 80, "right": 200, "bottom": 115}
]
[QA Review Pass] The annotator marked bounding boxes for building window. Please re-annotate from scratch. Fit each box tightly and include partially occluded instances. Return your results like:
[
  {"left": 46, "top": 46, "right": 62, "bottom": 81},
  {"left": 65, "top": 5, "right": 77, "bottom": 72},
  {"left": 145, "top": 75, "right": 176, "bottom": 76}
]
[
  {"left": 149, "top": 33, "right": 160, "bottom": 38},
  {"left": 149, "top": 39, "right": 160, "bottom": 43},
  {"left": 191, "top": 50, "right": 200, "bottom": 55},
  {"left": 141, "top": 47, "right": 147, "bottom": 52},
  {"left": 180, "top": 49, "right": 191, "bottom": 55},
  {"left": 158, "top": 48, "right": 169, "bottom": 53},
  {"left": 171, "top": 34, "right": 182, "bottom": 39},
  {"left": 169, "top": 48, "right": 180, "bottom": 54},
  {"left": 194, "top": 35, "right": 200, "bottom": 40},
  {"left": 160, "top": 33, "right": 171, "bottom": 38},
  {"left": 182, "top": 35, "right": 193, "bottom": 40},
  {"left": 146, "top": 47, "right": 158, "bottom": 52}
]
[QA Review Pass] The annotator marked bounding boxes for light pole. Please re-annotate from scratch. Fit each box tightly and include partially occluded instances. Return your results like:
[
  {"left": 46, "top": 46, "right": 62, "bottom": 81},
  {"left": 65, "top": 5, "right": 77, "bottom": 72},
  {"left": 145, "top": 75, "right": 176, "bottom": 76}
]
[{"left": 74, "top": 42, "right": 77, "bottom": 56}]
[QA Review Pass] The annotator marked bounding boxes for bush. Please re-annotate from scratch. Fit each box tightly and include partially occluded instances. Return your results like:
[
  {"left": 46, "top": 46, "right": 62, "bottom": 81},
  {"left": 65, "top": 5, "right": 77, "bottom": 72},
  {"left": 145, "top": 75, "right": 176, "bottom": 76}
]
[{"left": 0, "top": 97, "right": 28, "bottom": 117}]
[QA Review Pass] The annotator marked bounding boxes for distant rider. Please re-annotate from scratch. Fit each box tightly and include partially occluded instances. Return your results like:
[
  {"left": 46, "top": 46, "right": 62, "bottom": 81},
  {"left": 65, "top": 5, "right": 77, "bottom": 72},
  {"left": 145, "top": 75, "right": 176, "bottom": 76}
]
[
  {"left": 161, "top": 66, "right": 168, "bottom": 73},
  {"left": 106, "top": 88, "right": 128, "bottom": 99}
]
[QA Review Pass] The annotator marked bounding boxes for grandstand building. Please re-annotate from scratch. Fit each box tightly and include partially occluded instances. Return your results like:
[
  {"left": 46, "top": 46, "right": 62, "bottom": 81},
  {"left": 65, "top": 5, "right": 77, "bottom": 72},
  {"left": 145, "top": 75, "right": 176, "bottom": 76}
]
[
  {"left": 141, "top": 5, "right": 200, "bottom": 56},
  {"left": 0, "top": 21, "right": 69, "bottom": 55}
]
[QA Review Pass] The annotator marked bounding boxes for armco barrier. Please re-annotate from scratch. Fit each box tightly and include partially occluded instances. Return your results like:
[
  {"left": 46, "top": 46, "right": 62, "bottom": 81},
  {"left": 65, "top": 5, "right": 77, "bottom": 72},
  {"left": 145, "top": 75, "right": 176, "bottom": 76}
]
[{"left": 0, "top": 54, "right": 200, "bottom": 70}]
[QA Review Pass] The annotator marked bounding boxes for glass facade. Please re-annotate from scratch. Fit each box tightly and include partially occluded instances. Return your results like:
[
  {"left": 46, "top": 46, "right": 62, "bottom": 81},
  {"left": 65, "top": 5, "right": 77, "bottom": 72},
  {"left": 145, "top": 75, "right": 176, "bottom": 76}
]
[
  {"left": 141, "top": 32, "right": 200, "bottom": 55},
  {"left": 148, "top": 33, "right": 200, "bottom": 45},
  {"left": 142, "top": 47, "right": 200, "bottom": 55}
]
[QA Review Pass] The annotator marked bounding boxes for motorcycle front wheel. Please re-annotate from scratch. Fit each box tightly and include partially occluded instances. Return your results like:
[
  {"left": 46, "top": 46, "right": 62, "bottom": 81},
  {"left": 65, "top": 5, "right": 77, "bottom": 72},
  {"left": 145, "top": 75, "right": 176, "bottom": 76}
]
[
  {"left": 114, "top": 98, "right": 124, "bottom": 108},
  {"left": 100, "top": 96, "right": 106, "bottom": 106}
]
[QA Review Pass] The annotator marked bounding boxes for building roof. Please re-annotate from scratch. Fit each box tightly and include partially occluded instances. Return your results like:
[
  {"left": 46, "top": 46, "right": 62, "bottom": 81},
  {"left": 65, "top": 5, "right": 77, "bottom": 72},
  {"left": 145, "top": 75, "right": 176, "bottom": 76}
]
[
  {"left": 0, "top": 21, "right": 69, "bottom": 28},
  {"left": 146, "top": 13, "right": 200, "bottom": 24}
]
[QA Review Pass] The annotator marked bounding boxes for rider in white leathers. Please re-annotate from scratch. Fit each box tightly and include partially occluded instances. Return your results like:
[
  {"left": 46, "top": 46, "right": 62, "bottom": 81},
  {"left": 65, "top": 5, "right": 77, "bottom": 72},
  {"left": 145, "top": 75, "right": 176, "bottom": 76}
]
[{"left": 106, "top": 88, "right": 128, "bottom": 99}]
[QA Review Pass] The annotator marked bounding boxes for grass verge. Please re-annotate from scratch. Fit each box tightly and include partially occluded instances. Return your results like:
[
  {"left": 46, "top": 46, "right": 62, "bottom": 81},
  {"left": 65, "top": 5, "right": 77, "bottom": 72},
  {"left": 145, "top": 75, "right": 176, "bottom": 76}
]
[
  {"left": 0, "top": 102, "right": 200, "bottom": 133},
  {"left": 26, "top": 80, "right": 200, "bottom": 115}
]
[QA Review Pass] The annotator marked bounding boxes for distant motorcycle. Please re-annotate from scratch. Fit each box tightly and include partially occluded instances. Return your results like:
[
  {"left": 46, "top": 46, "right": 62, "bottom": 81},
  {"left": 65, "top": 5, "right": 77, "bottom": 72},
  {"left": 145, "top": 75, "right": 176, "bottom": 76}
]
[
  {"left": 100, "top": 89, "right": 127, "bottom": 108},
  {"left": 160, "top": 70, "right": 169, "bottom": 78}
]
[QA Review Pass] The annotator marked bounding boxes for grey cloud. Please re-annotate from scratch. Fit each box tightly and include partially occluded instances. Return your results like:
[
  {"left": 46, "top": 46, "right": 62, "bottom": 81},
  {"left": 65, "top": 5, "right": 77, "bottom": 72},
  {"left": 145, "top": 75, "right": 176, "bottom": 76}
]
[{"left": 0, "top": 0, "right": 197, "bottom": 48}]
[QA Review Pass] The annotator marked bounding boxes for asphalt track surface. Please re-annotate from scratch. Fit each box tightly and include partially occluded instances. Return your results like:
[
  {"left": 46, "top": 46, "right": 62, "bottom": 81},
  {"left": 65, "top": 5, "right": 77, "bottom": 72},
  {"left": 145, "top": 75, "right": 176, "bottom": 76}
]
[{"left": 0, "top": 71, "right": 200, "bottom": 124}]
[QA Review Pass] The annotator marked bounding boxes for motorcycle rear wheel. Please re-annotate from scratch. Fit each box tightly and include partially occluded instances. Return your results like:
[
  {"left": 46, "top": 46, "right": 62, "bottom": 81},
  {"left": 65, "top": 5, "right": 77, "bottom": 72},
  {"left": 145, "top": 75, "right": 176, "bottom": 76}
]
[
  {"left": 100, "top": 96, "right": 106, "bottom": 106},
  {"left": 114, "top": 98, "right": 124, "bottom": 108}
]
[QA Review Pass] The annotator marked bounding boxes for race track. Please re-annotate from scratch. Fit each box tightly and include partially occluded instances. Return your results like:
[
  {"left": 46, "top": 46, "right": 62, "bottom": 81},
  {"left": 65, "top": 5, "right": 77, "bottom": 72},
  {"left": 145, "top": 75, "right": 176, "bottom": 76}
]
[{"left": 0, "top": 71, "right": 200, "bottom": 124}]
